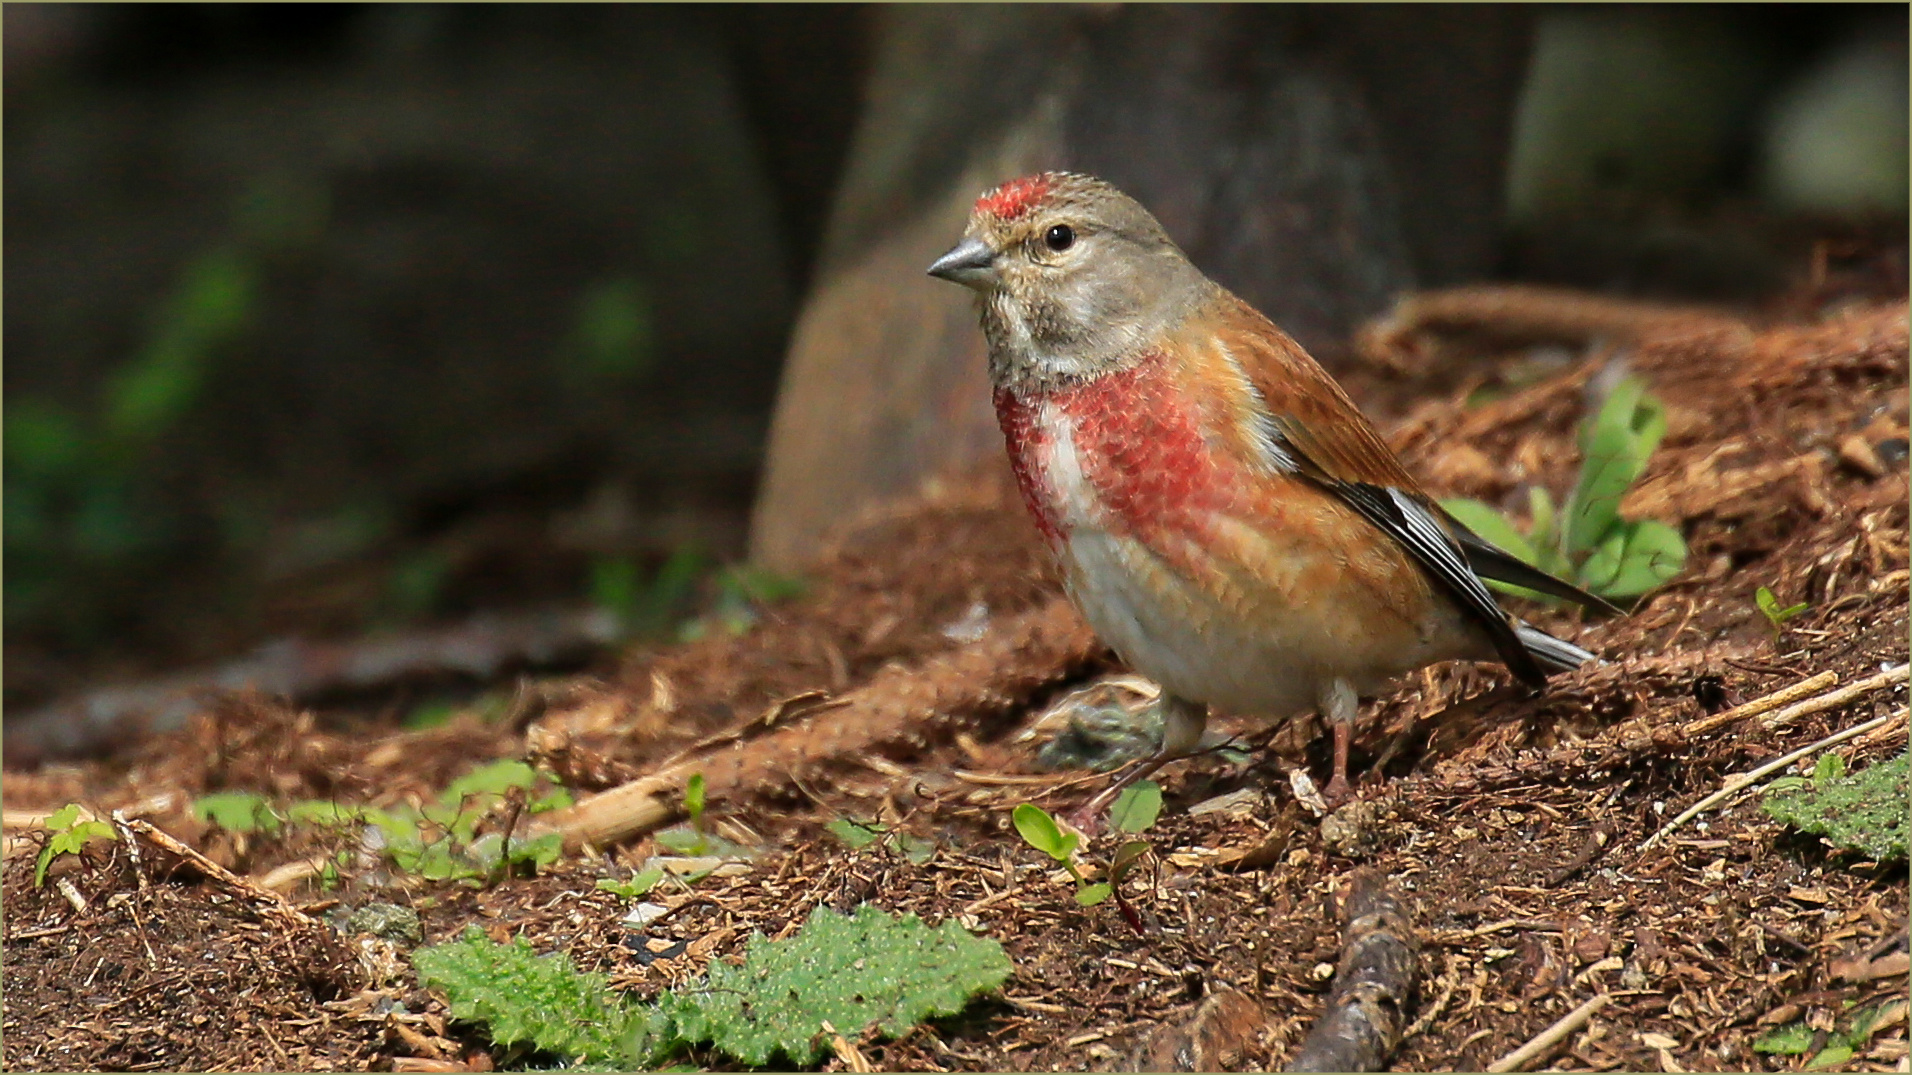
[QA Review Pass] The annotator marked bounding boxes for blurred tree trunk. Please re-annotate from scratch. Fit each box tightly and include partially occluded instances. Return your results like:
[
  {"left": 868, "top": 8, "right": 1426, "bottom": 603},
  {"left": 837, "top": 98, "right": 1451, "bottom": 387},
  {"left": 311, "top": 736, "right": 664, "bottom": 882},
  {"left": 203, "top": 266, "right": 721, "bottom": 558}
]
[{"left": 751, "top": 4, "right": 1533, "bottom": 570}]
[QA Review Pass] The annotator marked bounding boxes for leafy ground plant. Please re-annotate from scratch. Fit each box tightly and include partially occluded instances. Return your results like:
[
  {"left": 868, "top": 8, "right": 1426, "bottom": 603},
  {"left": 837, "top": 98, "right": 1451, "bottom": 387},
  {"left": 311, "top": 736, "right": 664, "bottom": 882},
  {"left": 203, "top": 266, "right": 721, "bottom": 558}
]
[
  {"left": 190, "top": 758, "right": 573, "bottom": 884},
  {"left": 413, "top": 903, "right": 1011, "bottom": 1069},
  {"left": 1755, "top": 1003, "right": 1898, "bottom": 1070},
  {"left": 1762, "top": 751, "right": 1908, "bottom": 861},
  {"left": 1443, "top": 375, "right": 1686, "bottom": 601},
  {"left": 824, "top": 817, "right": 937, "bottom": 865},
  {"left": 595, "top": 864, "right": 666, "bottom": 900}
]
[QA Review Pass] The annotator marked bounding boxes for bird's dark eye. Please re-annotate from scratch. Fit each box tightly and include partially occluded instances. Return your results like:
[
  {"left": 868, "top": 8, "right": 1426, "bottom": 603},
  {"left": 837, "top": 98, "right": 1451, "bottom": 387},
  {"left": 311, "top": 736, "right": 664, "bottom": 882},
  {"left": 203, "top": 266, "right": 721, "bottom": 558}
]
[{"left": 1044, "top": 224, "right": 1075, "bottom": 252}]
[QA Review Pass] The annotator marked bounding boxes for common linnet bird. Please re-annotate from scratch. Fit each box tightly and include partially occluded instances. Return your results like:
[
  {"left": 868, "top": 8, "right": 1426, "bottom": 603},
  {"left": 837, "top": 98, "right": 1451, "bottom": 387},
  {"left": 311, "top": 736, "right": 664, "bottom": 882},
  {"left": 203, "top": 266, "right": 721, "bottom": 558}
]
[{"left": 927, "top": 172, "right": 1618, "bottom": 816}]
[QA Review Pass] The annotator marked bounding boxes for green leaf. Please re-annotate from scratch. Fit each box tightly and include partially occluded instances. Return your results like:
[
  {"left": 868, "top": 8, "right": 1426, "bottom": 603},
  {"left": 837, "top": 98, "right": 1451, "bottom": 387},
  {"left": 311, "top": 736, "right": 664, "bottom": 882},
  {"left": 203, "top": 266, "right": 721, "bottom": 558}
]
[
  {"left": 566, "top": 276, "right": 656, "bottom": 383},
  {"left": 684, "top": 773, "right": 706, "bottom": 823},
  {"left": 1527, "top": 486, "right": 1558, "bottom": 559},
  {"left": 1075, "top": 883, "right": 1113, "bottom": 907},
  {"left": 1808, "top": 1044, "right": 1854, "bottom": 1070},
  {"left": 1814, "top": 752, "right": 1847, "bottom": 783},
  {"left": 402, "top": 700, "right": 459, "bottom": 730},
  {"left": 659, "top": 904, "right": 1011, "bottom": 1066},
  {"left": 653, "top": 826, "right": 712, "bottom": 856},
  {"left": 589, "top": 556, "right": 642, "bottom": 629},
  {"left": 721, "top": 566, "right": 808, "bottom": 605},
  {"left": 1565, "top": 376, "right": 1664, "bottom": 556},
  {"left": 286, "top": 799, "right": 398, "bottom": 831},
  {"left": 106, "top": 249, "right": 256, "bottom": 442},
  {"left": 465, "top": 831, "right": 563, "bottom": 876},
  {"left": 891, "top": 831, "right": 938, "bottom": 866},
  {"left": 1440, "top": 498, "right": 1540, "bottom": 567},
  {"left": 597, "top": 864, "right": 667, "bottom": 899},
  {"left": 1575, "top": 528, "right": 1629, "bottom": 594},
  {"left": 826, "top": 818, "right": 884, "bottom": 849},
  {"left": 1110, "top": 840, "right": 1151, "bottom": 884},
  {"left": 1012, "top": 803, "right": 1076, "bottom": 862},
  {"left": 192, "top": 791, "right": 281, "bottom": 834},
  {"left": 1756, "top": 586, "right": 1810, "bottom": 631},
  {"left": 5, "top": 400, "right": 90, "bottom": 482},
  {"left": 440, "top": 759, "right": 542, "bottom": 806},
  {"left": 44, "top": 804, "right": 83, "bottom": 831},
  {"left": 1108, "top": 781, "right": 1163, "bottom": 834},
  {"left": 414, "top": 929, "right": 636, "bottom": 1064},
  {"left": 1753, "top": 1023, "right": 1815, "bottom": 1055},
  {"left": 1600, "top": 519, "right": 1686, "bottom": 598}
]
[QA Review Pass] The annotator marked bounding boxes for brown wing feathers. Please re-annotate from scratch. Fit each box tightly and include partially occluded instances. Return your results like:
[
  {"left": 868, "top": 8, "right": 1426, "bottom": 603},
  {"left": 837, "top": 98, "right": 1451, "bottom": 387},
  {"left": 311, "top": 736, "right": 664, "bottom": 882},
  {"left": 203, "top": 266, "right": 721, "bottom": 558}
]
[{"left": 1208, "top": 292, "right": 1610, "bottom": 683}]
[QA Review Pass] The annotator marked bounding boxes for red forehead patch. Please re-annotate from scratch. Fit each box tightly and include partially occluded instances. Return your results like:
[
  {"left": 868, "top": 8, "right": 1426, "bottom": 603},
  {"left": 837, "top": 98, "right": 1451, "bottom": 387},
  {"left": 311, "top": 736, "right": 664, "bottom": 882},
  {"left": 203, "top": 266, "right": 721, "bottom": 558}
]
[{"left": 976, "top": 174, "right": 1051, "bottom": 219}]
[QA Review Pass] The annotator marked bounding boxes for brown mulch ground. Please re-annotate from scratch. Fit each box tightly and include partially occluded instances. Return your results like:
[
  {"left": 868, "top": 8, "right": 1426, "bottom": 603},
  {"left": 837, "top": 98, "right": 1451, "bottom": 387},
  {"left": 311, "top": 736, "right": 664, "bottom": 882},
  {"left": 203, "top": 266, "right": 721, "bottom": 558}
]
[{"left": 5, "top": 278, "right": 1907, "bottom": 1072}]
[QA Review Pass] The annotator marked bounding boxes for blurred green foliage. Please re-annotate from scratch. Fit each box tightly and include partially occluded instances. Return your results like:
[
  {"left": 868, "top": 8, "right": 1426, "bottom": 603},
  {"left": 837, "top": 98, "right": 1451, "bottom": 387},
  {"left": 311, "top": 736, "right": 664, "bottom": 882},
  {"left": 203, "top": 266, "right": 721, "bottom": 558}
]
[
  {"left": 1443, "top": 376, "right": 1687, "bottom": 603},
  {"left": 6, "top": 172, "right": 327, "bottom": 644},
  {"left": 589, "top": 547, "right": 706, "bottom": 639},
  {"left": 562, "top": 276, "right": 656, "bottom": 384}
]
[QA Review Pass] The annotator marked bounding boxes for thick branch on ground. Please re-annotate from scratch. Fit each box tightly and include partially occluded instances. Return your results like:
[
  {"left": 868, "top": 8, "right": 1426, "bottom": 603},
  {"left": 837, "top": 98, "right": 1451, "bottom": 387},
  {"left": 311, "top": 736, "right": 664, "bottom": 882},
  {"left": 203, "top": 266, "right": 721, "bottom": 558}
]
[
  {"left": 1285, "top": 868, "right": 1419, "bottom": 1073},
  {"left": 547, "top": 597, "right": 1097, "bottom": 850}
]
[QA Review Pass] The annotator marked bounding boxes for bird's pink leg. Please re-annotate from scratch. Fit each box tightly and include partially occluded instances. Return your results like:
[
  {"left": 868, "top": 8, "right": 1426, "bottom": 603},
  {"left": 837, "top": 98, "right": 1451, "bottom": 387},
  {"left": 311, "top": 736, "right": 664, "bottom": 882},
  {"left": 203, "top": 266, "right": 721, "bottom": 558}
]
[
  {"left": 1320, "top": 678, "right": 1358, "bottom": 809},
  {"left": 1071, "top": 693, "right": 1207, "bottom": 832}
]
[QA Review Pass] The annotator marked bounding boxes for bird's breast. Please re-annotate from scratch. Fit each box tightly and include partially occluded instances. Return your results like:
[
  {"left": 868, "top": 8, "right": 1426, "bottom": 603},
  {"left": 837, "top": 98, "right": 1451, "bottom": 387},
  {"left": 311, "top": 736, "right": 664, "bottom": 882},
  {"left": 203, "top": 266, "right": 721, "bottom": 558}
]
[{"left": 993, "top": 354, "right": 1231, "bottom": 549}]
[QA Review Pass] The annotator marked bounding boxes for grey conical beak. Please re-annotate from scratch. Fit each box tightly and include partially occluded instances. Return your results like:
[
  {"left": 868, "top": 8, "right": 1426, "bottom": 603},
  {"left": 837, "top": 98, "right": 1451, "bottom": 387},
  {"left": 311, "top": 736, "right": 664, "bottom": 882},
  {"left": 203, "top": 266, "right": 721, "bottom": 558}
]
[{"left": 927, "top": 236, "right": 996, "bottom": 289}]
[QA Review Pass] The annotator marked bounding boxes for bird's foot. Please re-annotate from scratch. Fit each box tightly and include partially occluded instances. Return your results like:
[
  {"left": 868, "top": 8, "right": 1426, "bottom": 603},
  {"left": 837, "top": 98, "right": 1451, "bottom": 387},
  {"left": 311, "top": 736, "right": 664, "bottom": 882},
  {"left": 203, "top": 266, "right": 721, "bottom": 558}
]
[
  {"left": 1066, "top": 801, "right": 1108, "bottom": 838},
  {"left": 1321, "top": 772, "right": 1355, "bottom": 812}
]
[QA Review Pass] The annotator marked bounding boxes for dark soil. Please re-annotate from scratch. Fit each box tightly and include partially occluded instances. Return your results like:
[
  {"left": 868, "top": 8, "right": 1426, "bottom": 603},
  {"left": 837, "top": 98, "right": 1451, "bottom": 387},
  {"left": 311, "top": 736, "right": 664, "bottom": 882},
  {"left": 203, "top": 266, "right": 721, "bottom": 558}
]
[{"left": 5, "top": 279, "right": 1907, "bottom": 1072}]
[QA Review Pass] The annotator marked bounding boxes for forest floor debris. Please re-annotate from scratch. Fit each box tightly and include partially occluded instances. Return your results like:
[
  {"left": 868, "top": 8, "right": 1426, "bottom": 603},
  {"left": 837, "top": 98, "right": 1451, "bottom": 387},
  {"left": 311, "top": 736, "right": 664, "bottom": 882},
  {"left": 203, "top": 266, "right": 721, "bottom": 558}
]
[{"left": 6, "top": 287, "right": 1907, "bottom": 1072}]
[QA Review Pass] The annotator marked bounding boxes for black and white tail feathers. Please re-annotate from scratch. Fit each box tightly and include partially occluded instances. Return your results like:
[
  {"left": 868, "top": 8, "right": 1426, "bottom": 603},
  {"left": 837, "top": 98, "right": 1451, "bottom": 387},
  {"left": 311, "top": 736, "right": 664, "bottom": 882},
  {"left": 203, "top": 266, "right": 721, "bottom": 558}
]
[{"left": 1516, "top": 622, "right": 1601, "bottom": 674}]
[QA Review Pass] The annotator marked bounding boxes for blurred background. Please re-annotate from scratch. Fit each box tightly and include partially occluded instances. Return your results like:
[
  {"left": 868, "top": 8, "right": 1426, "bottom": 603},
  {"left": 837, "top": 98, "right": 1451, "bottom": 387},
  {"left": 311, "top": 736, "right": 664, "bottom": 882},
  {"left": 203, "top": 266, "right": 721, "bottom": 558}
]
[{"left": 5, "top": 3, "right": 1905, "bottom": 756}]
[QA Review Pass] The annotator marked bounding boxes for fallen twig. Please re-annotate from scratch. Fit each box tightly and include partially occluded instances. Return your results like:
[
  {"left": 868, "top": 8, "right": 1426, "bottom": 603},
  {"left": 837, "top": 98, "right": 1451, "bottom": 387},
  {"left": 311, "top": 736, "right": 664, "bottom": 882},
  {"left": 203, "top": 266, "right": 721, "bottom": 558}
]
[
  {"left": 1681, "top": 670, "right": 1838, "bottom": 736},
  {"left": 1639, "top": 711, "right": 1900, "bottom": 851},
  {"left": 122, "top": 817, "right": 315, "bottom": 931},
  {"left": 110, "top": 811, "right": 149, "bottom": 893},
  {"left": 1760, "top": 664, "right": 1907, "bottom": 730},
  {"left": 1285, "top": 869, "right": 1419, "bottom": 1072},
  {"left": 546, "top": 598, "right": 1097, "bottom": 850},
  {"left": 1485, "top": 993, "right": 1610, "bottom": 1072},
  {"left": 821, "top": 1020, "right": 874, "bottom": 1073},
  {"left": 1400, "top": 954, "right": 1464, "bottom": 1045}
]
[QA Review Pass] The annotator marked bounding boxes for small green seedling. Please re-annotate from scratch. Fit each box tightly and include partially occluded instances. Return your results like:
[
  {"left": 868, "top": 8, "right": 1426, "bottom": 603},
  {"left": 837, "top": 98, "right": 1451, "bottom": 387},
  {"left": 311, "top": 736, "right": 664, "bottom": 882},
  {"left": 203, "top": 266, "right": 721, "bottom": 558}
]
[
  {"left": 1755, "top": 586, "right": 1810, "bottom": 636},
  {"left": 34, "top": 805, "right": 116, "bottom": 887},
  {"left": 591, "top": 547, "right": 709, "bottom": 640},
  {"left": 596, "top": 864, "right": 666, "bottom": 900},
  {"left": 1014, "top": 782, "right": 1163, "bottom": 908},
  {"left": 825, "top": 818, "right": 937, "bottom": 865},
  {"left": 697, "top": 566, "right": 809, "bottom": 638},
  {"left": 1013, "top": 803, "right": 1105, "bottom": 905},
  {"left": 655, "top": 774, "right": 719, "bottom": 857},
  {"left": 1442, "top": 376, "right": 1686, "bottom": 602}
]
